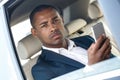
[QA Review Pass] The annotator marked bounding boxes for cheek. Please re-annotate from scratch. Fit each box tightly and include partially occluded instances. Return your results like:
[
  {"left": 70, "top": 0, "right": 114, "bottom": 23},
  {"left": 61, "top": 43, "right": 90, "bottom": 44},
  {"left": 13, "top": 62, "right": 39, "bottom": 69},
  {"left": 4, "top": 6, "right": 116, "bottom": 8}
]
[
  {"left": 37, "top": 30, "right": 50, "bottom": 42},
  {"left": 60, "top": 27, "right": 68, "bottom": 37}
]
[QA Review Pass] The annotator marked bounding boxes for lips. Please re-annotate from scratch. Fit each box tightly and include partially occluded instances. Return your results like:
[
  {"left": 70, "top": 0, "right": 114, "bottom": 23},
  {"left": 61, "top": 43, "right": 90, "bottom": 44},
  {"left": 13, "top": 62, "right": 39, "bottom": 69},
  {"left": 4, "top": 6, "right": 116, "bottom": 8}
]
[
  {"left": 49, "top": 30, "right": 62, "bottom": 39},
  {"left": 52, "top": 33, "right": 61, "bottom": 39}
]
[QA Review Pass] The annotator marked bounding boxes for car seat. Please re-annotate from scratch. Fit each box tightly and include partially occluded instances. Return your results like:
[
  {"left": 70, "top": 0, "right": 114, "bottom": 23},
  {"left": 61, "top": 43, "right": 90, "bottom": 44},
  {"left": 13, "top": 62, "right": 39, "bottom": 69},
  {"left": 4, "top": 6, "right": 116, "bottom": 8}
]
[
  {"left": 65, "top": 18, "right": 87, "bottom": 39},
  {"left": 17, "top": 34, "right": 42, "bottom": 80}
]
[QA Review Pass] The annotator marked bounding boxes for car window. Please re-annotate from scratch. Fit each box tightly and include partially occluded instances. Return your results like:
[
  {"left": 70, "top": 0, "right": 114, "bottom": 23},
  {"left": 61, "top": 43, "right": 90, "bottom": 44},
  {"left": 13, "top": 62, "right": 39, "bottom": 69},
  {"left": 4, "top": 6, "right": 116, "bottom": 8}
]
[
  {"left": 11, "top": 19, "right": 31, "bottom": 46},
  {"left": 0, "top": 1, "right": 26, "bottom": 80},
  {"left": 7, "top": 0, "right": 120, "bottom": 80},
  {"left": 11, "top": 19, "right": 32, "bottom": 65}
]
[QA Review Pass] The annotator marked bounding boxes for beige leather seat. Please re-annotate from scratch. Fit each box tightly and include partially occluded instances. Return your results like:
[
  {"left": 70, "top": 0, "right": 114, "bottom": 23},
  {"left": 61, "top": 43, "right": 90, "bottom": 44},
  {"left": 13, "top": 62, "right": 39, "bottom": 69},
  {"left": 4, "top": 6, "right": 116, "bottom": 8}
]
[
  {"left": 80, "top": 1, "right": 103, "bottom": 36},
  {"left": 17, "top": 34, "right": 42, "bottom": 80},
  {"left": 65, "top": 18, "right": 87, "bottom": 39}
]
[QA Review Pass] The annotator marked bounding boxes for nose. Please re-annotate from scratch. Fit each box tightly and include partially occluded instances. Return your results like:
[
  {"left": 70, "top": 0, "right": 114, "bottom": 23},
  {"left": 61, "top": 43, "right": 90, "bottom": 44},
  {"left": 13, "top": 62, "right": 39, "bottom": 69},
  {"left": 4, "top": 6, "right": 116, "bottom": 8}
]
[{"left": 49, "top": 22, "right": 57, "bottom": 32}]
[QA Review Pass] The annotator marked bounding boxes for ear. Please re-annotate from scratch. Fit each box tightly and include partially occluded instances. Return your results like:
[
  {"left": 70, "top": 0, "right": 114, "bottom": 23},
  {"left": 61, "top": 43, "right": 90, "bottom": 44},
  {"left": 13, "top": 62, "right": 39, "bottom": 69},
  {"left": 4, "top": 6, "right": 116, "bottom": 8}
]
[
  {"left": 62, "top": 17, "right": 64, "bottom": 23},
  {"left": 31, "top": 28, "right": 38, "bottom": 38}
]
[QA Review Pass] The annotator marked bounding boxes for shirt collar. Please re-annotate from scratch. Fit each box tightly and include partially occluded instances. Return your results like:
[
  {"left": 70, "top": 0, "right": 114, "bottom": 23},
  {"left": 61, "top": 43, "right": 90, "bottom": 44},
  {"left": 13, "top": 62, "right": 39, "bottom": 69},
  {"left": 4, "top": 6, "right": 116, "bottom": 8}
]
[
  {"left": 42, "top": 39, "right": 76, "bottom": 53},
  {"left": 67, "top": 39, "right": 76, "bottom": 50}
]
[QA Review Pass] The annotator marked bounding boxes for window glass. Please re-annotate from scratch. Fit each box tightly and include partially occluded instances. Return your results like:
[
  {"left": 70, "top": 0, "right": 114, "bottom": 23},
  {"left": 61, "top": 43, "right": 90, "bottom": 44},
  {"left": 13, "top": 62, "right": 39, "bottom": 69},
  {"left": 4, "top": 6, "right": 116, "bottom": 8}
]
[
  {"left": 11, "top": 19, "right": 32, "bottom": 65},
  {"left": 11, "top": 19, "right": 32, "bottom": 46}
]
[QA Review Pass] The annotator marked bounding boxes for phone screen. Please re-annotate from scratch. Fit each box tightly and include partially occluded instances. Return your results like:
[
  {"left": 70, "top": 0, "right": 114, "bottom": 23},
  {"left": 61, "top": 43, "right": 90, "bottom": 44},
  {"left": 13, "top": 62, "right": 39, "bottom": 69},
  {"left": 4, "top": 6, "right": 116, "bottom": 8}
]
[{"left": 91, "top": 22, "right": 106, "bottom": 42}]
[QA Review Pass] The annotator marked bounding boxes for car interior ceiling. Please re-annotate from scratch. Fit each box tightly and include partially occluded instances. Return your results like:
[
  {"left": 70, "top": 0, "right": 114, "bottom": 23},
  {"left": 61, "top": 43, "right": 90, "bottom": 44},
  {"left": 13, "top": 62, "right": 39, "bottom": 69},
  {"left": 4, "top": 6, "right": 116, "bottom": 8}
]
[{"left": 5, "top": 0, "right": 90, "bottom": 27}]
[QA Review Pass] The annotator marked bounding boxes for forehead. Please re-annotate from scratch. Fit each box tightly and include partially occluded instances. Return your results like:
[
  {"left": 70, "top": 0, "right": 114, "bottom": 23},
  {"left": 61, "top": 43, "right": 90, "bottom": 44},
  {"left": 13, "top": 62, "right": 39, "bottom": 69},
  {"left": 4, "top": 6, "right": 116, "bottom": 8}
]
[{"left": 34, "top": 8, "right": 60, "bottom": 19}]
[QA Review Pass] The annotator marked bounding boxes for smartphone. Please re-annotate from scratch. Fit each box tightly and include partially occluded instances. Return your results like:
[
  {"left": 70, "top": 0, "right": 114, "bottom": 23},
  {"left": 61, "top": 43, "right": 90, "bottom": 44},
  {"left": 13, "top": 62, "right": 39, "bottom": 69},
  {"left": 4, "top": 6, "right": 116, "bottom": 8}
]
[{"left": 91, "top": 22, "right": 106, "bottom": 42}]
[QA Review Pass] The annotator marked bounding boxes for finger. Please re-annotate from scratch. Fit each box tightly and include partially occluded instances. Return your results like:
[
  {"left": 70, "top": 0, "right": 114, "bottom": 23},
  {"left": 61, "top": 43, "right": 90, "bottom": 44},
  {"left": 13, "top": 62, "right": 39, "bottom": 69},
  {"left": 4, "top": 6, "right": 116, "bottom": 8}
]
[
  {"left": 94, "top": 34, "right": 106, "bottom": 50},
  {"left": 100, "top": 38, "right": 110, "bottom": 53},
  {"left": 88, "top": 43, "right": 95, "bottom": 53},
  {"left": 103, "top": 45, "right": 111, "bottom": 59},
  {"left": 95, "top": 38, "right": 110, "bottom": 60},
  {"left": 105, "top": 54, "right": 110, "bottom": 59}
]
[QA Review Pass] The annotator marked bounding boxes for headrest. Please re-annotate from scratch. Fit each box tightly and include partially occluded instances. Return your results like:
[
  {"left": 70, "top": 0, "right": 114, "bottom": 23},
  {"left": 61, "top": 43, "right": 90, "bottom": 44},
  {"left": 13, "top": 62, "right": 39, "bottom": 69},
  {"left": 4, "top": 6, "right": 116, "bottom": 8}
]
[
  {"left": 65, "top": 19, "right": 87, "bottom": 35},
  {"left": 88, "top": 1, "right": 103, "bottom": 20},
  {"left": 89, "top": 0, "right": 96, "bottom": 3},
  {"left": 17, "top": 34, "right": 42, "bottom": 59}
]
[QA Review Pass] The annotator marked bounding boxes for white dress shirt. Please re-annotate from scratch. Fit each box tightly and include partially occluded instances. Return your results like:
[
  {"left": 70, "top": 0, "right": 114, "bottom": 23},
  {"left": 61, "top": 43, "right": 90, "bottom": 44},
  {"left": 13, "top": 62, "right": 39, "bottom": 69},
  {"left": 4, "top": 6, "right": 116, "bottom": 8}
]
[{"left": 42, "top": 39, "right": 88, "bottom": 65}]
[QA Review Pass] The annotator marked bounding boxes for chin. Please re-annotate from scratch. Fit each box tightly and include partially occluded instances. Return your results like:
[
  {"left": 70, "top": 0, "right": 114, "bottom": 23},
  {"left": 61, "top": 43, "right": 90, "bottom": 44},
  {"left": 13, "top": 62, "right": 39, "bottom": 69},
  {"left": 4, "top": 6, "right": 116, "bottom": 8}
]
[{"left": 52, "top": 39, "right": 64, "bottom": 45}]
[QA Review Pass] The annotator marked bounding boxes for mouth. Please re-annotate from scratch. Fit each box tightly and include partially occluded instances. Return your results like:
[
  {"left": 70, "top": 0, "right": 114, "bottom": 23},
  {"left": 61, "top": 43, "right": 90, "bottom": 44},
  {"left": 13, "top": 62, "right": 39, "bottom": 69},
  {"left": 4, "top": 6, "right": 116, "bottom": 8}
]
[
  {"left": 50, "top": 31, "right": 62, "bottom": 40},
  {"left": 52, "top": 34, "right": 61, "bottom": 39}
]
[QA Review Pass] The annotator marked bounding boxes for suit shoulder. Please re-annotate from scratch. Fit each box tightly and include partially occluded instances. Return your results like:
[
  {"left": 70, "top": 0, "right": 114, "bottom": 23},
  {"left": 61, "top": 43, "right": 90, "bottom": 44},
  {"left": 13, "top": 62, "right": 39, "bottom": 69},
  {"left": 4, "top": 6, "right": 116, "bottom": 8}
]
[
  {"left": 71, "top": 35, "right": 94, "bottom": 43},
  {"left": 71, "top": 35, "right": 94, "bottom": 49},
  {"left": 31, "top": 60, "right": 56, "bottom": 80}
]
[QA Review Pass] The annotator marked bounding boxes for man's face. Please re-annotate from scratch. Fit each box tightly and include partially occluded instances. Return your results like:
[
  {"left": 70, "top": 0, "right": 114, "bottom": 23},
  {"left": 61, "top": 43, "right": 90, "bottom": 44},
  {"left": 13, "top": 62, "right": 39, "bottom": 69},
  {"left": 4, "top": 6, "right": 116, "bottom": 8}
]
[{"left": 31, "top": 8, "right": 67, "bottom": 48}]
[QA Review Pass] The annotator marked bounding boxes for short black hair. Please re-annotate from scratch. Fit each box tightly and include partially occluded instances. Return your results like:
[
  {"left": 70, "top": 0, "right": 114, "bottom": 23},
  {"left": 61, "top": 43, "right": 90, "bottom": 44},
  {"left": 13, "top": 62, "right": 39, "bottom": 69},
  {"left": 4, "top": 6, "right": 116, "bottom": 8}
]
[{"left": 29, "top": 4, "right": 63, "bottom": 27}]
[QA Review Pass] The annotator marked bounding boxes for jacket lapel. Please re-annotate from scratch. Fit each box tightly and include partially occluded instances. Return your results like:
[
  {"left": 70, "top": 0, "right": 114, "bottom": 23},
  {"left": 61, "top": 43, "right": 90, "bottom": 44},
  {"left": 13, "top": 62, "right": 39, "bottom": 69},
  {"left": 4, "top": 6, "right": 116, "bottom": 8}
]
[{"left": 41, "top": 49, "right": 85, "bottom": 68}]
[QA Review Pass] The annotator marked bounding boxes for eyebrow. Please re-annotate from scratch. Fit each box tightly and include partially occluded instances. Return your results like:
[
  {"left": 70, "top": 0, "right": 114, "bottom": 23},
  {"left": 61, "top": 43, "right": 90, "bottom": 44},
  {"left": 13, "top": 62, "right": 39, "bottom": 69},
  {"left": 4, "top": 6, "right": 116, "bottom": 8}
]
[
  {"left": 39, "top": 21, "right": 48, "bottom": 26},
  {"left": 39, "top": 16, "right": 59, "bottom": 25},
  {"left": 52, "top": 16, "right": 59, "bottom": 20}
]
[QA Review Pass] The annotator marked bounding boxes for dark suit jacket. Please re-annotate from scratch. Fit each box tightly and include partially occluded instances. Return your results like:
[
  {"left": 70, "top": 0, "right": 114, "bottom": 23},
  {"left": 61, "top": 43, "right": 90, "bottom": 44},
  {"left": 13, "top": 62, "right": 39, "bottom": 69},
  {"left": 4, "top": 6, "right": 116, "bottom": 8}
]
[{"left": 32, "top": 35, "right": 94, "bottom": 80}]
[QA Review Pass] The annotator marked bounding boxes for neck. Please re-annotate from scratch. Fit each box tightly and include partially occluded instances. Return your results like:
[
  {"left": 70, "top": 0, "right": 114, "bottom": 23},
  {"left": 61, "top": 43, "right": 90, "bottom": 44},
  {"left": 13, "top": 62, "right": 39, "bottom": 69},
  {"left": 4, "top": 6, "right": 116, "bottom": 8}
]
[
  {"left": 43, "top": 39, "right": 68, "bottom": 49},
  {"left": 62, "top": 39, "right": 68, "bottom": 49}
]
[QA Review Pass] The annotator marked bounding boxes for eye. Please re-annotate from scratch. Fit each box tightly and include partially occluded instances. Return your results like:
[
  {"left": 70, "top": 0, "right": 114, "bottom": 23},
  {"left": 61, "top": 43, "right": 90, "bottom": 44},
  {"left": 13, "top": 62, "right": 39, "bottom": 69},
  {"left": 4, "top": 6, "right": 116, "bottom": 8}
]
[
  {"left": 39, "top": 23, "right": 48, "bottom": 28},
  {"left": 53, "top": 18, "right": 61, "bottom": 24}
]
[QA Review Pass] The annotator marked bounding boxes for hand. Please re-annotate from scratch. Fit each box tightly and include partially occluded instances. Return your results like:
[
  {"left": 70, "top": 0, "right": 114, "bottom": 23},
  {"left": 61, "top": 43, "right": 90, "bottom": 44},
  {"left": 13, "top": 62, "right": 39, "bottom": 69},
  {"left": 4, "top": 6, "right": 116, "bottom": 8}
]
[{"left": 87, "top": 34, "right": 111, "bottom": 65}]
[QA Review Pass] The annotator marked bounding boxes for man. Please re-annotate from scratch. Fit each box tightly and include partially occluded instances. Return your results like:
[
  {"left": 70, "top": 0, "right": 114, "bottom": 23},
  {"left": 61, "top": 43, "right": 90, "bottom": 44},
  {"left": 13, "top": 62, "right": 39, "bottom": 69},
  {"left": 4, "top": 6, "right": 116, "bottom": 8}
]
[{"left": 30, "top": 4, "right": 112, "bottom": 80}]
